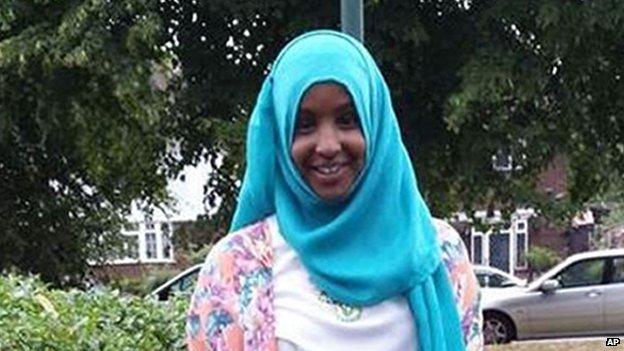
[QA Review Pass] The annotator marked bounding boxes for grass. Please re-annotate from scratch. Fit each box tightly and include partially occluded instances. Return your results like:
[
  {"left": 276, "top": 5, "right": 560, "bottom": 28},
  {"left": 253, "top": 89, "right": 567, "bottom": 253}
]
[{"left": 486, "top": 339, "right": 609, "bottom": 351}]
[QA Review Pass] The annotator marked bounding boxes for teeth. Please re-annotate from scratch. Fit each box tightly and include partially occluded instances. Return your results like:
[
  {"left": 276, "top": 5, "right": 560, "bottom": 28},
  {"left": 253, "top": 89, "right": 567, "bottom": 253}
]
[{"left": 316, "top": 165, "right": 340, "bottom": 175}]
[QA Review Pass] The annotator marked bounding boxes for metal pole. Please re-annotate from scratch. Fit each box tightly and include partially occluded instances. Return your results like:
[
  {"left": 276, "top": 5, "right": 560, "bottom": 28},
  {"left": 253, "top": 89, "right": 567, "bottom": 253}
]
[{"left": 341, "top": 0, "right": 364, "bottom": 43}]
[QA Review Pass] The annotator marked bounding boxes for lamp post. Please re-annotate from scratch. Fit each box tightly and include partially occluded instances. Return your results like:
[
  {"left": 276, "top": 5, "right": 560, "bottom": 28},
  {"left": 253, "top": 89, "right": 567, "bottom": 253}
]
[{"left": 341, "top": 0, "right": 363, "bottom": 42}]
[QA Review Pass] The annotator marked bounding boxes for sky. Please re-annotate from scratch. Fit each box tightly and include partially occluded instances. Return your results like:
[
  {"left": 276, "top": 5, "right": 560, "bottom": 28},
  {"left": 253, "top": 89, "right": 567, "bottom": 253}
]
[{"left": 127, "top": 161, "right": 212, "bottom": 223}]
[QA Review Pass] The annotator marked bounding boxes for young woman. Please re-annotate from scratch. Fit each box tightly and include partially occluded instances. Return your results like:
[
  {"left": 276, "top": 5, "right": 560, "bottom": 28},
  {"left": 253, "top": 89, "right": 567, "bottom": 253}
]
[{"left": 186, "top": 30, "right": 483, "bottom": 351}]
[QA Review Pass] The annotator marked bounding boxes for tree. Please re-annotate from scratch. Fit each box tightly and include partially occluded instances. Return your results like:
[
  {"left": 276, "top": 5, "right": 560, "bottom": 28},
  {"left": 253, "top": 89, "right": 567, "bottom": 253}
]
[
  {"left": 442, "top": 1, "right": 624, "bottom": 217},
  {"left": 591, "top": 176, "right": 624, "bottom": 248},
  {"left": 4, "top": 0, "right": 623, "bottom": 283},
  {"left": 162, "top": 0, "right": 624, "bottom": 241},
  {"left": 0, "top": 0, "right": 180, "bottom": 285},
  {"left": 158, "top": 0, "right": 340, "bottom": 237}
]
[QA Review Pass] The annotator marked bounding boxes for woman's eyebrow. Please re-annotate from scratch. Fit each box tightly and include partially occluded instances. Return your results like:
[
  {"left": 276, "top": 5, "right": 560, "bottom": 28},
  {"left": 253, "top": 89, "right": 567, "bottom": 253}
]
[
  {"left": 298, "top": 107, "right": 315, "bottom": 116},
  {"left": 334, "top": 101, "right": 355, "bottom": 113}
]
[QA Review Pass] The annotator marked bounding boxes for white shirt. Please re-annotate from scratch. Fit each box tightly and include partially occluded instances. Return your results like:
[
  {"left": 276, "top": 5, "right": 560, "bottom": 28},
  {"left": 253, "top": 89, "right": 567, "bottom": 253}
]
[{"left": 268, "top": 216, "right": 418, "bottom": 351}]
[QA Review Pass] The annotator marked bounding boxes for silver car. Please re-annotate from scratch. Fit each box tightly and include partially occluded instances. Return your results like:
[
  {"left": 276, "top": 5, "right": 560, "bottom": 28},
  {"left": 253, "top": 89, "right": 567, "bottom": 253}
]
[
  {"left": 474, "top": 265, "right": 526, "bottom": 289},
  {"left": 482, "top": 249, "right": 624, "bottom": 344}
]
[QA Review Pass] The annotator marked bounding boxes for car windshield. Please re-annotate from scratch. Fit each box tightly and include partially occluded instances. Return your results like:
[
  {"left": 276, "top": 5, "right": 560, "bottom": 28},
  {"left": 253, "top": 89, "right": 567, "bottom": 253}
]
[
  {"left": 170, "top": 271, "right": 199, "bottom": 295},
  {"left": 475, "top": 267, "right": 522, "bottom": 288},
  {"left": 477, "top": 273, "right": 510, "bottom": 287}
]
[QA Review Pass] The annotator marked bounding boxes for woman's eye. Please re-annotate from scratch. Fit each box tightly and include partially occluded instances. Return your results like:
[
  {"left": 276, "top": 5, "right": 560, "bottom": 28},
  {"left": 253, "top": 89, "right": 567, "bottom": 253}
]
[
  {"left": 295, "top": 115, "right": 315, "bottom": 133},
  {"left": 337, "top": 112, "right": 358, "bottom": 127}
]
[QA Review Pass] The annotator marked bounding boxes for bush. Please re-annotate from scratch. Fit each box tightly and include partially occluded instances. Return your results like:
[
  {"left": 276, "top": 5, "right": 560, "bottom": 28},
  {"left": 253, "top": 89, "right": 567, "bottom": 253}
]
[
  {"left": 107, "top": 276, "right": 147, "bottom": 296},
  {"left": 107, "top": 268, "right": 179, "bottom": 297},
  {"left": 187, "top": 244, "right": 214, "bottom": 265},
  {"left": 0, "top": 274, "right": 188, "bottom": 350},
  {"left": 526, "top": 246, "right": 561, "bottom": 275}
]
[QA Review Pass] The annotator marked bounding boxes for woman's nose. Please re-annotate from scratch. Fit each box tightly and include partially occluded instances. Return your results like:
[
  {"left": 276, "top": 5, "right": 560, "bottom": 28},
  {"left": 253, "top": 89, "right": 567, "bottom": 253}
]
[{"left": 315, "top": 126, "right": 341, "bottom": 158}]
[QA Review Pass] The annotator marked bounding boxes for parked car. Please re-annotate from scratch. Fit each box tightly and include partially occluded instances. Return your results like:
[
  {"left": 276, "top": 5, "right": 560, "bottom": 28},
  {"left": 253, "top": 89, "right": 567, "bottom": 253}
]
[
  {"left": 473, "top": 265, "right": 526, "bottom": 289},
  {"left": 148, "top": 264, "right": 202, "bottom": 301},
  {"left": 482, "top": 249, "right": 624, "bottom": 344}
]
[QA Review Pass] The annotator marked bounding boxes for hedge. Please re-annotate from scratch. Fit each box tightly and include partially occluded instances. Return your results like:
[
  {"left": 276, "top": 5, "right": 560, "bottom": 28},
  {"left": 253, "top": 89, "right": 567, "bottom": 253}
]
[{"left": 0, "top": 274, "right": 188, "bottom": 350}]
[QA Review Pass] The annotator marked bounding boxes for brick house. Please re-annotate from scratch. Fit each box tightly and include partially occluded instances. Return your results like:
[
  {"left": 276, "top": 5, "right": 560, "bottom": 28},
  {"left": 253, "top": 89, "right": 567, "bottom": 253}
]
[
  {"left": 456, "top": 154, "right": 599, "bottom": 277},
  {"left": 88, "top": 199, "right": 205, "bottom": 281}
]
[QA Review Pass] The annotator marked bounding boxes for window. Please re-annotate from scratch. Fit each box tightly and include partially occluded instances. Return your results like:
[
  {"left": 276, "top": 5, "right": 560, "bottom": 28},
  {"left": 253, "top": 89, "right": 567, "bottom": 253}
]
[
  {"left": 162, "top": 232, "right": 172, "bottom": 259},
  {"left": 473, "top": 236, "right": 482, "bottom": 264},
  {"left": 516, "top": 233, "right": 527, "bottom": 267},
  {"left": 145, "top": 232, "right": 157, "bottom": 259},
  {"left": 145, "top": 221, "right": 155, "bottom": 230},
  {"left": 516, "top": 221, "right": 526, "bottom": 231},
  {"left": 556, "top": 259, "right": 605, "bottom": 288},
  {"left": 170, "top": 271, "right": 199, "bottom": 295},
  {"left": 123, "top": 222, "right": 139, "bottom": 232},
  {"left": 489, "top": 273, "right": 509, "bottom": 287},
  {"left": 476, "top": 273, "right": 488, "bottom": 287},
  {"left": 161, "top": 222, "right": 170, "bottom": 234},
  {"left": 123, "top": 234, "right": 139, "bottom": 259},
  {"left": 611, "top": 257, "right": 624, "bottom": 284},
  {"left": 492, "top": 150, "right": 512, "bottom": 172},
  {"left": 476, "top": 272, "right": 510, "bottom": 288}
]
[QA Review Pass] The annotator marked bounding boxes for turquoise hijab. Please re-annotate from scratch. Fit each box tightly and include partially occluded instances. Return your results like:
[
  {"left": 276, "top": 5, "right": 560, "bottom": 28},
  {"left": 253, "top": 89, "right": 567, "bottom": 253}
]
[{"left": 231, "top": 30, "right": 465, "bottom": 351}]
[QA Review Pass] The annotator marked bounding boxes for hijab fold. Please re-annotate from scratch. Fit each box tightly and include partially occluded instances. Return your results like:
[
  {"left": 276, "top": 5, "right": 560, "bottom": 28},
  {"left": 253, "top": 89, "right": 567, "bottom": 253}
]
[{"left": 231, "top": 30, "right": 465, "bottom": 351}]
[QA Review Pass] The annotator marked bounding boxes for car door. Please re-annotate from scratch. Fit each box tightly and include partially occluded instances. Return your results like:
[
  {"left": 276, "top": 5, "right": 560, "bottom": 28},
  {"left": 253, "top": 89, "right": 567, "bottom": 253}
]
[
  {"left": 603, "top": 256, "right": 624, "bottom": 334},
  {"left": 526, "top": 258, "right": 606, "bottom": 337}
]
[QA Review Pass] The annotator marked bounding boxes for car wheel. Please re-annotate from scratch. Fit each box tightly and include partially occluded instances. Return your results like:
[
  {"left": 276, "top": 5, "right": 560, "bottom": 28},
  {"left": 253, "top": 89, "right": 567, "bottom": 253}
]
[{"left": 483, "top": 312, "right": 514, "bottom": 344}]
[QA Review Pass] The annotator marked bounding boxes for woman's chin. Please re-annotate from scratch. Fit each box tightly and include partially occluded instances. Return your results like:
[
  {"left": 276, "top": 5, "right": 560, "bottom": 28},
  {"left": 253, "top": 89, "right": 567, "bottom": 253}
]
[{"left": 312, "top": 184, "right": 353, "bottom": 202}]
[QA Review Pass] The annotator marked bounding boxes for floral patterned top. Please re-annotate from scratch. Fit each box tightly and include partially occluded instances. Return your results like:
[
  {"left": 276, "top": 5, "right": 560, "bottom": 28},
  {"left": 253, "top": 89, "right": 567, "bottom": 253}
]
[{"left": 186, "top": 217, "right": 483, "bottom": 351}]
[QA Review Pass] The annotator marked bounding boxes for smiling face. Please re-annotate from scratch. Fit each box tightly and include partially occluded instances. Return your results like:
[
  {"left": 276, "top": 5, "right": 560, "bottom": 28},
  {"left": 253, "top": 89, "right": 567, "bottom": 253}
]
[{"left": 291, "top": 83, "right": 366, "bottom": 201}]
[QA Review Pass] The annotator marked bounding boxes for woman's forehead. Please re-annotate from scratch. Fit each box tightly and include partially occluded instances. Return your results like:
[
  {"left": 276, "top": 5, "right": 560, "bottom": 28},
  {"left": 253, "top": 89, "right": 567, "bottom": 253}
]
[{"left": 299, "top": 83, "right": 353, "bottom": 110}]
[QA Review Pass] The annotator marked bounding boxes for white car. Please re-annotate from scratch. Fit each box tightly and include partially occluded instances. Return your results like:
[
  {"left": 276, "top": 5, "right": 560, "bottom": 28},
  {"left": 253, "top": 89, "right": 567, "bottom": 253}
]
[
  {"left": 148, "top": 264, "right": 202, "bottom": 301},
  {"left": 482, "top": 249, "right": 624, "bottom": 344},
  {"left": 473, "top": 265, "right": 526, "bottom": 289}
]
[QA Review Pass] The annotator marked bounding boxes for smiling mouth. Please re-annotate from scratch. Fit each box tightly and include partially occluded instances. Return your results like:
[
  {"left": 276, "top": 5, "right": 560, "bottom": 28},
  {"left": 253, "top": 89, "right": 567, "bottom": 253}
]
[{"left": 313, "top": 164, "right": 343, "bottom": 175}]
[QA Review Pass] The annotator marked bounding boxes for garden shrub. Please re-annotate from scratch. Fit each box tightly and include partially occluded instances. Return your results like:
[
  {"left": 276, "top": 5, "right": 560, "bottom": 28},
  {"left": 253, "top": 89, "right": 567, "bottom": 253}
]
[
  {"left": 526, "top": 246, "right": 561, "bottom": 274},
  {"left": 0, "top": 274, "right": 188, "bottom": 350},
  {"left": 107, "top": 268, "right": 179, "bottom": 297}
]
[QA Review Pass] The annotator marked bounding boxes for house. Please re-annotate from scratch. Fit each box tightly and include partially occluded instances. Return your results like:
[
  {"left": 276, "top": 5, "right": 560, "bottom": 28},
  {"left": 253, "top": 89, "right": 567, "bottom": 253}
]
[
  {"left": 91, "top": 217, "right": 190, "bottom": 280},
  {"left": 88, "top": 194, "right": 208, "bottom": 280},
  {"left": 462, "top": 208, "right": 534, "bottom": 277},
  {"left": 91, "top": 164, "right": 211, "bottom": 279},
  {"left": 456, "top": 154, "right": 602, "bottom": 277}
]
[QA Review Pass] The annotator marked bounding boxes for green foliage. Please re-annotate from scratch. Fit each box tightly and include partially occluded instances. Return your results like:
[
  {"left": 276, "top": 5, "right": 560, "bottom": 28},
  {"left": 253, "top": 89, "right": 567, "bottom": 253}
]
[
  {"left": 173, "top": 220, "right": 220, "bottom": 252},
  {"left": 107, "top": 276, "right": 147, "bottom": 296},
  {"left": 161, "top": 0, "right": 624, "bottom": 237},
  {"left": 442, "top": 1, "right": 624, "bottom": 212},
  {"left": 160, "top": 0, "right": 340, "bottom": 230},
  {"left": 593, "top": 177, "right": 624, "bottom": 228},
  {"left": 526, "top": 246, "right": 561, "bottom": 273},
  {"left": 0, "top": 0, "right": 180, "bottom": 285},
  {"left": 187, "top": 244, "right": 214, "bottom": 265},
  {"left": 590, "top": 177, "right": 624, "bottom": 249},
  {"left": 0, "top": 273, "right": 187, "bottom": 350},
  {"left": 4, "top": 0, "right": 624, "bottom": 284},
  {"left": 603, "top": 205, "right": 624, "bottom": 230},
  {"left": 106, "top": 268, "right": 178, "bottom": 297}
]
